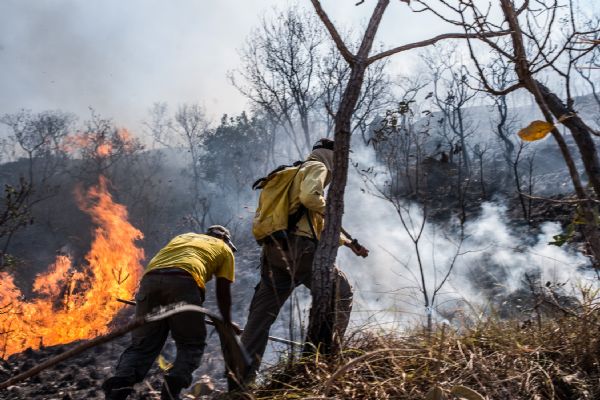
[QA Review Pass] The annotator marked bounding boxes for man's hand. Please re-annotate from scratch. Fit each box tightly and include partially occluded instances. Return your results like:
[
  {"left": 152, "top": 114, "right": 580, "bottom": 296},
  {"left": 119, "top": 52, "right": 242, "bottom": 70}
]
[
  {"left": 227, "top": 321, "right": 243, "bottom": 335},
  {"left": 347, "top": 239, "right": 369, "bottom": 258}
]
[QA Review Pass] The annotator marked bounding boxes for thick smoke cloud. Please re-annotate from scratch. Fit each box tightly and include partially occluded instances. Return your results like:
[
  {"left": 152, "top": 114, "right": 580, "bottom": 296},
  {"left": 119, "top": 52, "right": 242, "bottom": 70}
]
[{"left": 339, "top": 141, "right": 594, "bottom": 329}]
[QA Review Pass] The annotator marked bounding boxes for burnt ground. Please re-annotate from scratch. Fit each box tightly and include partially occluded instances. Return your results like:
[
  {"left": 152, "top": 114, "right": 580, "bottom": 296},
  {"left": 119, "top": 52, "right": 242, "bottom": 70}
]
[{"left": 0, "top": 319, "right": 231, "bottom": 399}]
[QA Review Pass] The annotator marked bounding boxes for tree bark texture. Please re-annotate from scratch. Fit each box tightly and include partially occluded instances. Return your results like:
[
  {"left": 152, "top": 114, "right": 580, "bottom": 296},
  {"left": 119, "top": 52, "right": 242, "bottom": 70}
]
[
  {"left": 306, "top": 0, "right": 390, "bottom": 353},
  {"left": 535, "top": 80, "right": 600, "bottom": 198},
  {"left": 500, "top": 0, "right": 600, "bottom": 263}
]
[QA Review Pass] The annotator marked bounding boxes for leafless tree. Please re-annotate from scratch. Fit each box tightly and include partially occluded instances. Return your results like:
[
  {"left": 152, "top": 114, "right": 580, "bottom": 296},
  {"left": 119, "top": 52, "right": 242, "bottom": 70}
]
[
  {"left": 511, "top": 142, "right": 537, "bottom": 222},
  {"left": 230, "top": 6, "right": 323, "bottom": 158},
  {"left": 232, "top": 5, "right": 392, "bottom": 161},
  {"left": 173, "top": 104, "right": 212, "bottom": 231},
  {"left": 0, "top": 110, "right": 74, "bottom": 256},
  {"left": 0, "top": 110, "right": 73, "bottom": 192},
  {"left": 71, "top": 110, "right": 143, "bottom": 181},
  {"left": 145, "top": 102, "right": 172, "bottom": 149},
  {"left": 360, "top": 97, "right": 465, "bottom": 333},
  {"left": 422, "top": 47, "right": 477, "bottom": 174},
  {"left": 487, "top": 53, "right": 520, "bottom": 188},
  {"left": 411, "top": 0, "right": 600, "bottom": 261},
  {"left": 319, "top": 41, "right": 392, "bottom": 140},
  {"left": 575, "top": 45, "right": 600, "bottom": 128},
  {"left": 471, "top": 141, "right": 491, "bottom": 199},
  {"left": 306, "top": 0, "right": 507, "bottom": 352},
  {"left": 144, "top": 103, "right": 212, "bottom": 231}
]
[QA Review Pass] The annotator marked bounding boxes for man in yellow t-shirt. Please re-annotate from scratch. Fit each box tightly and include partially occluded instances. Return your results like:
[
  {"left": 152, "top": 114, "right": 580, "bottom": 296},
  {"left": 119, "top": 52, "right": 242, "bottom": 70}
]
[{"left": 103, "top": 225, "right": 238, "bottom": 400}]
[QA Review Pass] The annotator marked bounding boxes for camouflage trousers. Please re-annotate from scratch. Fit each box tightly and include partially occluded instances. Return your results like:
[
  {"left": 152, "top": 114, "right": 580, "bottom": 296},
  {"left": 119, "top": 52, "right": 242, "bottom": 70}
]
[{"left": 241, "top": 234, "right": 353, "bottom": 379}]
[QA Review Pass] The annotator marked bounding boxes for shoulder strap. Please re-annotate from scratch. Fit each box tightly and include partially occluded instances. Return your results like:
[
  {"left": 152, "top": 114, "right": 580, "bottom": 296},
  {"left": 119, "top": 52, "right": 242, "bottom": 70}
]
[
  {"left": 288, "top": 204, "right": 319, "bottom": 242},
  {"left": 251, "top": 160, "right": 305, "bottom": 190},
  {"left": 304, "top": 206, "right": 319, "bottom": 242}
]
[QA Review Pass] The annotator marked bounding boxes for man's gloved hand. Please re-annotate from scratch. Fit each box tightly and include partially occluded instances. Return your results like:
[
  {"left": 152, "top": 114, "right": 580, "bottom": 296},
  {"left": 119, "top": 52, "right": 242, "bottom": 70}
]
[{"left": 347, "top": 239, "right": 369, "bottom": 258}]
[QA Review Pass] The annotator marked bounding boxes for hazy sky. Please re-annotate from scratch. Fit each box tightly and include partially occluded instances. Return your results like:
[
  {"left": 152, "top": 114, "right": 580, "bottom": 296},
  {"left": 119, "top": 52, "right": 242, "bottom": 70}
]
[
  {"left": 0, "top": 0, "right": 466, "bottom": 133},
  {"left": 0, "top": 0, "right": 593, "bottom": 134}
]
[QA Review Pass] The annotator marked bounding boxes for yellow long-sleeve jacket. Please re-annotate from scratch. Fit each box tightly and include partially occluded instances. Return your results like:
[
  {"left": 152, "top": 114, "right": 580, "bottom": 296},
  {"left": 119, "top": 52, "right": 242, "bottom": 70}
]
[
  {"left": 288, "top": 160, "right": 326, "bottom": 239},
  {"left": 288, "top": 160, "right": 349, "bottom": 244}
]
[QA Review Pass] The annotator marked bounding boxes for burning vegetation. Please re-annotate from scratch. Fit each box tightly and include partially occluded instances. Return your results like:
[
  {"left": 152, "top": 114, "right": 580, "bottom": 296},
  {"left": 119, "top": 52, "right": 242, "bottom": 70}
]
[
  {"left": 0, "top": 0, "right": 598, "bottom": 398},
  {"left": 0, "top": 176, "right": 143, "bottom": 357}
]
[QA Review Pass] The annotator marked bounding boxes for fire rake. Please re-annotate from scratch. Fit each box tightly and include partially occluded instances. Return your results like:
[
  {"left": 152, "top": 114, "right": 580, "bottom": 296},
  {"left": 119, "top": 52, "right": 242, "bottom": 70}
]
[{"left": 117, "top": 298, "right": 302, "bottom": 347}]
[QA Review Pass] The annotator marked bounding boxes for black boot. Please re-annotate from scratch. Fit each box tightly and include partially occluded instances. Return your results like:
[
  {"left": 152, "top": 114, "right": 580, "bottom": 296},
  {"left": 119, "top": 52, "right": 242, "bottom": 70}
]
[
  {"left": 161, "top": 375, "right": 187, "bottom": 400},
  {"left": 102, "top": 376, "right": 135, "bottom": 400}
]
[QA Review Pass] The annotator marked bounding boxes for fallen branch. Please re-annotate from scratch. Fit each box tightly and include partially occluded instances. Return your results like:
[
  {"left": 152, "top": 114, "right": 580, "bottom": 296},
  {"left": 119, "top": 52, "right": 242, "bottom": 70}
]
[{"left": 520, "top": 193, "right": 600, "bottom": 204}]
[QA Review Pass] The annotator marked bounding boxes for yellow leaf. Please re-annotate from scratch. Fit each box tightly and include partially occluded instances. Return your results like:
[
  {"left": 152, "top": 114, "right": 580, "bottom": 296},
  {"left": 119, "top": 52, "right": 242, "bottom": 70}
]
[
  {"left": 157, "top": 354, "right": 173, "bottom": 371},
  {"left": 518, "top": 121, "right": 554, "bottom": 142},
  {"left": 426, "top": 386, "right": 447, "bottom": 400},
  {"left": 451, "top": 385, "right": 486, "bottom": 400}
]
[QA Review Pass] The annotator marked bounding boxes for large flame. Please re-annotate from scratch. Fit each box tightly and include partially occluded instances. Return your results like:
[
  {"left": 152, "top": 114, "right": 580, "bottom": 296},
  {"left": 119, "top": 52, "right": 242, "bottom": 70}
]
[{"left": 0, "top": 176, "right": 144, "bottom": 357}]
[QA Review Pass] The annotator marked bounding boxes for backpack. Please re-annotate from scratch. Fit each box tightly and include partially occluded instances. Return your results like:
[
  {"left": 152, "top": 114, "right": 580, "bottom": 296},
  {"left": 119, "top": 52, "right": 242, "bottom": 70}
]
[{"left": 251, "top": 161, "right": 316, "bottom": 244}]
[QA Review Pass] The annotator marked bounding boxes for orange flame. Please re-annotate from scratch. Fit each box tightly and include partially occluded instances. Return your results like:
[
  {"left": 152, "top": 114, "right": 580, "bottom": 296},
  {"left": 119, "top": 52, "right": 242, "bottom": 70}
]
[
  {"left": 96, "top": 143, "right": 112, "bottom": 157},
  {"left": 62, "top": 128, "right": 136, "bottom": 158},
  {"left": 0, "top": 176, "right": 144, "bottom": 357}
]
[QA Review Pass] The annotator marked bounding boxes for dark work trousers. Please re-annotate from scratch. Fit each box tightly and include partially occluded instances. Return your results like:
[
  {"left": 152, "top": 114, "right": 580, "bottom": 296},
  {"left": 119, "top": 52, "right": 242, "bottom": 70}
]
[
  {"left": 112, "top": 271, "right": 207, "bottom": 389},
  {"left": 241, "top": 234, "right": 353, "bottom": 379}
]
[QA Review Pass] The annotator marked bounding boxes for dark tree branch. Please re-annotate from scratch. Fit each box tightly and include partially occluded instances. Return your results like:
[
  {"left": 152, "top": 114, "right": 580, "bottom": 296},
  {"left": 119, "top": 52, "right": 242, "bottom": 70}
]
[
  {"left": 310, "top": 0, "right": 355, "bottom": 64},
  {"left": 367, "top": 31, "right": 509, "bottom": 64}
]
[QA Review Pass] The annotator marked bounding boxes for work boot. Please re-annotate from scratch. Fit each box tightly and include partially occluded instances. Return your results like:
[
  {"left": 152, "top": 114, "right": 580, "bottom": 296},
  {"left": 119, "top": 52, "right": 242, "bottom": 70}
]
[
  {"left": 161, "top": 375, "right": 186, "bottom": 400},
  {"left": 102, "top": 376, "right": 135, "bottom": 400}
]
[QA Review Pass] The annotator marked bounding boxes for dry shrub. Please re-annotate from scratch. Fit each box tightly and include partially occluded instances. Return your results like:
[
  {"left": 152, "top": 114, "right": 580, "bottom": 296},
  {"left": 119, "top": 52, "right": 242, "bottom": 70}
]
[{"left": 252, "top": 287, "right": 600, "bottom": 399}]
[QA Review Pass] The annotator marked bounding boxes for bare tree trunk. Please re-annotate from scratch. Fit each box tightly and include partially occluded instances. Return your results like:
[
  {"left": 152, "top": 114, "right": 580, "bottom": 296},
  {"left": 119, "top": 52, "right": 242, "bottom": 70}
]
[
  {"left": 535, "top": 80, "right": 600, "bottom": 198},
  {"left": 305, "top": 0, "right": 517, "bottom": 353},
  {"left": 500, "top": 0, "right": 600, "bottom": 263},
  {"left": 306, "top": 0, "right": 389, "bottom": 353},
  {"left": 306, "top": 64, "right": 367, "bottom": 352}
]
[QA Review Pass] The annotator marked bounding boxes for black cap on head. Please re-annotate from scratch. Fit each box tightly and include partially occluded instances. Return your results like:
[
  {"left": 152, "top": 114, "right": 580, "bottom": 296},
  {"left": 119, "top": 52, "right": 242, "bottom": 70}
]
[
  {"left": 206, "top": 225, "right": 237, "bottom": 252},
  {"left": 312, "top": 138, "right": 334, "bottom": 151}
]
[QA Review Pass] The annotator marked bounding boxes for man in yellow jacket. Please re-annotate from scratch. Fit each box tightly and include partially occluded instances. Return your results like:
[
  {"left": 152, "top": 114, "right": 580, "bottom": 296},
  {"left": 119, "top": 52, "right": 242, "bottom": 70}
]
[
  {"left": 103, "top": 225, "right": 238, "bottom": 400},
  {"left": 241, "top": 138, "right": 368, "bottom": 382}
]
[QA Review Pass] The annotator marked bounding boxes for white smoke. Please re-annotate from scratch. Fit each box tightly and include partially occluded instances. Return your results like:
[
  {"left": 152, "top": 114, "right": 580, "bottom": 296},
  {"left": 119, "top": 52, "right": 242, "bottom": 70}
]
[{"left": 338, "top": 140, "right": 594, "bottom": 330}]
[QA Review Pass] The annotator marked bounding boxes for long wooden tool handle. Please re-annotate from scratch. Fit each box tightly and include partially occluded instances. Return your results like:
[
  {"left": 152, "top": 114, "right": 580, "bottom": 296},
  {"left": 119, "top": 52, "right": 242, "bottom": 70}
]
[{"left": 117, "top": 298, "right": 301, "bottom": 347}]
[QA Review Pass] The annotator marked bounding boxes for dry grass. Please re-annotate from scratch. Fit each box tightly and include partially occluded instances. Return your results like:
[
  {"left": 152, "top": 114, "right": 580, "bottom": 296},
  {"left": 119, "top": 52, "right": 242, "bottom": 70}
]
[{"left": 251, "top": 290, "right": 600, "bottom": 399}]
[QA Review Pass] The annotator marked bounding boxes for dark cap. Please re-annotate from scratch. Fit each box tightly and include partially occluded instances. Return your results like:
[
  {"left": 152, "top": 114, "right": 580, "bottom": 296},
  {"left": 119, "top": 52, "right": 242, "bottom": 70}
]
[
  {"left": 206, "top": 225, "right": 237, "bottom": 252},
  {"left": 312, "top": 138, "right": 334, "bottom": 151}
]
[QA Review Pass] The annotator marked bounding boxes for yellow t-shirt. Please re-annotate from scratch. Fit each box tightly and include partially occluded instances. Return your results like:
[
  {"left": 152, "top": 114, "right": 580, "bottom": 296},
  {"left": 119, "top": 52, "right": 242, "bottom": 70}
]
[{"left": 145, "top": 233, "right": 235, "bottom": 289}]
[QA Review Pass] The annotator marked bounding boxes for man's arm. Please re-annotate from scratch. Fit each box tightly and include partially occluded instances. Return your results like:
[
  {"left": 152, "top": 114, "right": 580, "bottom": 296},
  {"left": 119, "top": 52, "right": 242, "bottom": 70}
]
[
  {"left": 216, "top": 277, "right": 241, "bottom": 334},
  {"left": 298, "top": 163, "right": 328, "bottom": 214}
]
